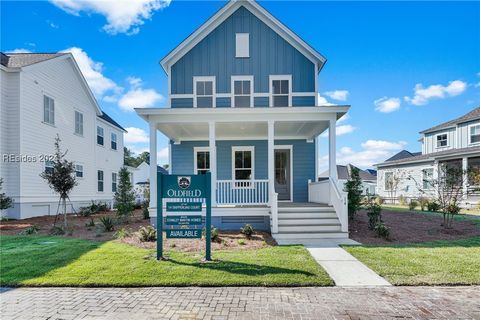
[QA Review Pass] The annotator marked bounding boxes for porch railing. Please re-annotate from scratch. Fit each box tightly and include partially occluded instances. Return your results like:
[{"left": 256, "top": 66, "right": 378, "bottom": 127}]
[{"left": 216, "top": 180, "right": 269, "bottom": 205}]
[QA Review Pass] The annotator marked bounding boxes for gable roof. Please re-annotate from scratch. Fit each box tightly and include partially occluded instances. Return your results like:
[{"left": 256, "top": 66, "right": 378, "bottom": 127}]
[
  {"left": 384, "top": 150, "right": 421, "bottom": 162},
  {"left": 420, "top": 107, "right": 480, "bottom": 134},
  {"left": 1, "top": 52, "right": 67, "bottom": 68},
  {"left": 160, "top": 0, "right": 326, "bottom": 74}
]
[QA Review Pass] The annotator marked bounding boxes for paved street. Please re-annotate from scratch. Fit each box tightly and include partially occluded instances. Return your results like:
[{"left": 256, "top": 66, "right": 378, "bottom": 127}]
[{"left": 1, "top": 286, "right": 479, "bottom": 320}]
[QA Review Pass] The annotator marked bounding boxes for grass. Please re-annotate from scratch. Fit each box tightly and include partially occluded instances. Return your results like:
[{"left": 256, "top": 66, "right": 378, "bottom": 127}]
[
  {"left": 382, "top": 204, "right": 480, "bottom": 217},
  {"left": 0, "top": 236, "right": 333, "bottom": 287},
  {"left": 345, "top": 237, "right": 480, "bottom": 285},
  {"left": 381, "top": 205, "right": 480, "bottom": 226}
]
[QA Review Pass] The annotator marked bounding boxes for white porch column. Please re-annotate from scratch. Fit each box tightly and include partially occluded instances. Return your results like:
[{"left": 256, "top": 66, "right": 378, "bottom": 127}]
[
  {"left": 329, "top": 118, "right": 337, "bottom": 180},
  {"left": 268, "top": 120, "right": 275, "bottom": 198},
  {"left": 209, "top": 121, "right": 217, "bottom": 206},
  {"left": 462, "top": 157, "right": 468, "bottom": 200},
  {"left": 149, "top": 121, "right": 157, "bottom": 218}
]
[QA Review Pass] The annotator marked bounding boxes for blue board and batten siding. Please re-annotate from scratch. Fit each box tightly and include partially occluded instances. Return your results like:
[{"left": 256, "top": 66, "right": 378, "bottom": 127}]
[
  {"left": 171, "top": 139, "right": 315, "bottom": 202},
  {"left": 171, "top": 6, "right": 316, "bottom": 108}
]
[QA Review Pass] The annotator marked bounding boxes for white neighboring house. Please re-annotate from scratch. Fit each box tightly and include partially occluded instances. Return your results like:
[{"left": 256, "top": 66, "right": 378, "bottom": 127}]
[
  {"left": 320, "top": 164, "right": 377, "bottom": 195},
  {"left": 126, "top": 161, "right": 168, "bottom": 205},
  {"left": 376, "top": 107, "right": 480, "bottom": 207},
  {"left": 0, "top": 52, "right": 126, "bottom": 219}
]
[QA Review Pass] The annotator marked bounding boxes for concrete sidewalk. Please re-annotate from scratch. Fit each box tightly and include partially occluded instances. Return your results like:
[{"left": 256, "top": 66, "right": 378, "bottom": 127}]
[{"left": 305, "top": 240, "right": 391, "bottom": 287}]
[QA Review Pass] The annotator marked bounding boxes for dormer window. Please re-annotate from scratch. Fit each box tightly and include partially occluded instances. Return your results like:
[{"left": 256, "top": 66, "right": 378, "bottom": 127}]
[
  {"left": 194, "top": 77, "right": 215, "bottom": 108},
  {"left": 436, "top": 133, "right": 448, "bottom": 148},
  {"left": 470, "top": 124, "right": 480, "bottom": 144}
]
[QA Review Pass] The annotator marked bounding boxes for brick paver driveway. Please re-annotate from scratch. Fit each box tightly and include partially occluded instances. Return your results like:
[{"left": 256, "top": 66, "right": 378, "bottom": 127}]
[{"left": 1, "top": 286, "right": 479, "bottom": 320}]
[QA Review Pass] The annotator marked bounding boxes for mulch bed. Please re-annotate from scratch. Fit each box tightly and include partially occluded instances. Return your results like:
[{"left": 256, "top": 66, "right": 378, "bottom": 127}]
[{"left": 350, "top": 209, "right": 480, "bottom": 245}]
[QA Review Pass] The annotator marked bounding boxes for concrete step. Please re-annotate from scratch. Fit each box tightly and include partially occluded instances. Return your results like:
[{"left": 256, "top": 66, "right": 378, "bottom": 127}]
[
  {"left": 278, "top": 218, "right": 340, "bottom": 225},
  {"left": 278, "top": 212, "right": 338, "bottom": 219},
  {"left": 278, "top": 206, "right": 334, "bottom": 213},
  {"left": 278, "top": 224, "right": 342, "bottom": 233},
  {"left": 273, "top": 231, "right": 349, "bottom": 240}
]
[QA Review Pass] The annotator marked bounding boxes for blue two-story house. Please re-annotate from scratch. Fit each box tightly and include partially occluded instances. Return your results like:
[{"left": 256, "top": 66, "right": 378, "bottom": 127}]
[{"left": 136, "top": 0, "right": 350, "bottom": 243}]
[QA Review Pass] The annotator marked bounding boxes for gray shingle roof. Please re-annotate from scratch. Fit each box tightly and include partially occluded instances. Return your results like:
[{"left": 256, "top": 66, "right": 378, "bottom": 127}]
[
  {"left": 98, "top": 112, "right": 126, "bottom": 132},
  {"left": 1, "top": 52, "right": 67, "bottom": 68},
  {"left": 321, "top": 164, "right": 377, "bottom": 181},
  {"left": 420, "top": 107, "right": 480, "bottom": 134},
  {"left": 385, "top": 150, "right": 419, "bottom": 162}
]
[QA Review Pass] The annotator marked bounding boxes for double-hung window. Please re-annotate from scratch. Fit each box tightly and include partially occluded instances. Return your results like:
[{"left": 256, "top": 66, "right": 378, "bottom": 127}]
[
  {"left": 422, "top": 168, "right": 434, "bottom": 190},
  {"left": 112, "top": 172, "right": 117, "bottom": 193},
  {"left": 75, "top": 164, "right": 84, "bottom": 178},
  {"left": 270, "top": 76, "right": 291, "bottom": 107},
  {"left": 232, "top": 147, "right": 254, "bottom": 187},
  {"left": 74, "top": 111, "right": 83, "bottom": 136},
  {"left": 194, "top": 147, "right": 210, "bottom": 175},
  {"left": 97, "top": 126, "right": 104, "bottom": 146},
  {"left": 97, "top": 170, "right": 104, "bottom": 192},
  {"left": 45, "top": 160, "right": 54, "bottom": 175},
  {"left": 43, "top": 95, "right": 55, "bottom": 125},
  {"left": 436, "top": 133, "right": 448, "bottom": 148},
  {"left": 470, "top": 124, "right": 480, "bottom": 144},
  {"left": 232, "top": 76, "right": 253, "bottom": 108},
  {"left": 111, "top": 132, "right": 117, "bottom": 150},
  {"left": 194, "top": 77, "right": 215, "bottom": 108}
]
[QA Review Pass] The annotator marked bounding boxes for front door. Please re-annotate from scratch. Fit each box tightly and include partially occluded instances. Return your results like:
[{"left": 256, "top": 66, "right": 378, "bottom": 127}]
[{"left": 274, "top": 149, "right": 291, "bottom": 201}]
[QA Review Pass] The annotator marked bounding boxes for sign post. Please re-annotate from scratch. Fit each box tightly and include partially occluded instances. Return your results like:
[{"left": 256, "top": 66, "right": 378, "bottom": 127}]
[{"left": 157, "top": 172, "right": 212, "bottom": 261}]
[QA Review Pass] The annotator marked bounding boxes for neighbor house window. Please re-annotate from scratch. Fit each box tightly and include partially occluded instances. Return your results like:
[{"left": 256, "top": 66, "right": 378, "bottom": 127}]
[
  {"left": 436, "top": 133, "right": 448, "bottom": 147},
  {"left": 470, "top": 124, "right": 480, "bottom": 144},
  {"left": 75, "top": 164, "right": 84, "bottom": 178},
  {"left": 232, "top": 77, "right": 252, "bottom": 108},
  {"left": 235, "top": 33, "right": 249, "bottom": 58},
  {"left": 384, "top": 172, "right": 393, "bottom": 191},
  {"left": 97, "top": 170, "right": 104, "bottom": 192},
  {"left": 422, "top": 168, "right": 434, "bottom": 190},
  {"left": 194, "top": 77, "right": 215, "bottom": 108},
  {"left": 232, "top": 147, "right": 254, "bottom": 187},
  {"left": 111, "top": 132, "right": 117, "bottom": 150},
  {"left": 194, "top": 147, "right": 210, "bottom": 175},
  {"left": 74, "top": 111, "right": 83, "bottom": 136},
  {"left": 270, "top": 76, "right": 291, "bottom": 107},
  {"left": 468, "top": 157, "right": 480, "bottom": 185},
  {"left": 112, "top": 172, "right": 117, "bottom": 193},
  {"left": 45, "top": 160, "right": 54, "bottom": 174},
  {"left": 43, "top": 95, "right": 55, "bottom": 125},
  {"left": 97, "top": 126, "right": 104, "bottom": 146}
]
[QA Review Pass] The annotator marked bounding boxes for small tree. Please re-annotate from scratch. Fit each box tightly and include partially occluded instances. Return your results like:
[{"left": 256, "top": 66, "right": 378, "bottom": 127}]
[
  {"left": 0, "top": 178, "right": 14, "bottom": 218},
  {"left": 344, "top": 167, "right": 363, "bottom": 220},
  {"left": 114, "top": 167, "right": 135, "bottom": 221},
  {"left": 383, "top": 169, "right": 406, "bottom": 204},
  {"left": 40, "top": 135, "right": 77, "bottom": 229}
]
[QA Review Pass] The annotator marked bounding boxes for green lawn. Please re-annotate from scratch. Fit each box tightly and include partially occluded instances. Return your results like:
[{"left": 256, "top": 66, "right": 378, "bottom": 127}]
[
  {"left": 0, "top": 236, "right": 333, "bottom": 287},
  {"left": 345, "top": 237, "right": 480, "bottom": 285}
]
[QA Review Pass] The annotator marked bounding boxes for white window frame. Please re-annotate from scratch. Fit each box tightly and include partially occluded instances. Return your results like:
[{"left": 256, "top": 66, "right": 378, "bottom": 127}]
[
  {"left": 194, "top": 147, "right": 210, "bottom": 175},
  {"left": 231, "top": 75, "right": 254, "bottom": 108},
  {"left": 97, "top": 126, "right": 104, "bottom": 146},
  {"left": 111, "top": 132, "right": 118, "bottom": 150},
  {"left": 193, "top": 76, "right": 216, "bottom": 108},
  {"left": 43, "top": 94, "right": 55, "bottom": 125},
  {"left": 269, "top": 75, "right": 292, "bottom": 107},
  {"left": 422, "top": 168, "right": 434, "bottom": 190},
  {"left": 468, "top": 123, "right": 480, "bottom": 145},
  {"left": 235, "top": 33, "right": 250, "bottom": 58},
  {"left": 231, "top": 146, "right": 255, "bottom": 188},
  {"left": 74, "top": 163, "right": 84, "bottom": 178},
  {"left": 435, "top": 133, "right": 448, "bottom": 148},
  {"left": 112, "top": 172, "right": 117, "bottom": 193},
  {"left": 97, "top": 170, "right": 104, "bottom": 192},
  {"left": 74, "top": 110, "right": 84, "bottom": 136}
]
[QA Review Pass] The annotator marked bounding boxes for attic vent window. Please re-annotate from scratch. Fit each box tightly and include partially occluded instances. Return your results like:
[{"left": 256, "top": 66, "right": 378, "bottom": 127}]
[{"left": 235, "top": 33, "right": 249, "bottom": 58}]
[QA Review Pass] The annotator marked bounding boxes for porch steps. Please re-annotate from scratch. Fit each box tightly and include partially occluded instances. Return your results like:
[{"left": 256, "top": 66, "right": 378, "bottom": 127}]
[{"left": 272, "top": 204, "right": 349, "bottom": 243}]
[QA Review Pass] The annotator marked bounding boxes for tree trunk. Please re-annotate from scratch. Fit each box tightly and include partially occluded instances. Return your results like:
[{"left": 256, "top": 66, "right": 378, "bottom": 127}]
[{"left": 63, "top": 197, "right": 67, "bottom": 229}]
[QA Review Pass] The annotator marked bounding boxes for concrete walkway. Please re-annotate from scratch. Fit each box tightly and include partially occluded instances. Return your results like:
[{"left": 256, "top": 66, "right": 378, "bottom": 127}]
[{"left": 305, "top": 239, "right": 391, "bottom": 287}]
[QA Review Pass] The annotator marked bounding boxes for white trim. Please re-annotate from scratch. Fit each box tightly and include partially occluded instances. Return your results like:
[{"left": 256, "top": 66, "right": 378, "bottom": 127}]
[
  {"left": 291, "top": 92, "right": 316, "bottom": 97},
  {"left": 193, "top": 147, "right": 210, "bottom": 174},
  {"left": 193, "top": 76, "right": 216, "bottom": 108},
  {"left": 468, "top": 123, "right": 480, "bottom": 146},
  {"left": 269, "top": 75, "right": 292, "bottom": 107},
  {"left": 216, "top": 93, "right": 231, "bottom": 98},
  {"left": 231, "top": 75, "right": 254, "bottom": 108},
  {"left": 168, "top": 142, "right": 172, "bottom": 174},
  {"left": 231, "top": 146, "right": 255, "bottom": 183},
  {"left": 170, "top": 94, "right": 194, "bottom": 99},
  {"left": 435, "top": 132, "right": 449, "bottom": 149},
  {"left": 274, "top": 145, "right": 293, "bottom": 202}
]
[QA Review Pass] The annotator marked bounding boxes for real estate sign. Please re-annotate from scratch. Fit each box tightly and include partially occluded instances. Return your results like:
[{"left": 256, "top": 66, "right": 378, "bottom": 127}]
[{"left": 157, "top": 173, "right": 211, "bottom": 260}]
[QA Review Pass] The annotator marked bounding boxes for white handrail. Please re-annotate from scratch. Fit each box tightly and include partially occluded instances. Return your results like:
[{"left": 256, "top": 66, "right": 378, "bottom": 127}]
[
  {"left": 216, "top": 179, "right": 269, "bottom": 205},
  {"left": 329, "top": 178, "right": 348, "bottom": 232}
]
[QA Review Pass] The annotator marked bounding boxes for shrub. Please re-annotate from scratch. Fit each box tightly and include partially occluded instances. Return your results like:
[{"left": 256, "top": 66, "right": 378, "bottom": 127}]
[
  {"left": 418, "top": 197, "right": 429, "bottom": 211},
  {"left": 114, "top": 227, "right": 130, "bottom": 239},
  {"left": 374, "top": 222, "right": 390, "bottom": 239},
  {"left": 202, "top": 225, "right": 219, "bottom": 242},
  {"left": 138, "top": 226, "right": 157, "bottom": 242},
  {"left": 237, "top": 239, "right": 246, "bottom": 245},
  {"left": 375, "top": 196, "right": 384, "bottom": 205},
  {"left": 142, "top": 200, "right": 150, "bottom": 220},
  {"left": 19, "top": 225, "right": 40, "bottom": 235},
  {"left": 78, "top": 201, "right": 108, "bottom": 217},
  {"left": 399, "top": 195, "right": 407, "bottom": 206},
  {"left": 344, "top": 167, "right": 363, "bottom": 220},
  {"left": 240, "top": 224, "right": 254, "bottom": 239},
  {"left": 366, "top": 201, "right": 382, "bottom": 230},
  {"left": 114, "top": 167, "right": 136, "bottom": 221},
  {"left": 100, "top": 216, "right": 114, "bottom": 232},
  {"left": 427, "top": 201, "right": 441, "bottom": 212},
  {"left": 49, "top": 226, "right": 65, "bottom": 235},
  {"left": 408, "top": 200, "right": 418, "bottom": 211},
  {"left": 85, "top": 218, "right": 95, "bottom": 228}
]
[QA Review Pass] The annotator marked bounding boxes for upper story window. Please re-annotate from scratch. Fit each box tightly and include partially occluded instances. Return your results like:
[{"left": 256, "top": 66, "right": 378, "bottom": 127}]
[
  {"left": 75, "top": 164, "right": 84, "bottom": 178},
  {"left": 194, "top": 77, "right": 215, "bottom": 108},
  {"left": 111, "top": 132, "right": 117, "bottom": 150},
  {"left": 469, "top": 124, "right": 480, "bottom": 144},
  {"left": 74, "top": 111, "right": 83, "bottom": 136},
  {"left": 235, "top": 33, "right": 249, "bottom": 58},
  {"left": 436, "top": 133, "right": 448, "bottom": 148},
  {"left": 270, "top": 76, "right": 291, "bottom": 107},
  {"left": 194, "top": 147, "right": 210, "bottom": 175},
  {"left": 232, "top": 76, "right": 253, "bottom": 108},
  {"left": 97, "top": 126, "right": 104, "bottom": 146},
  {"left": 232, "top": 146, "right": 254, "bottom": 187},
  {"left": 43, "top": 95, "right": 55, "bottom": 125},
  {"left": 45, "top": 160, "right": 54, "bottom": 175}
]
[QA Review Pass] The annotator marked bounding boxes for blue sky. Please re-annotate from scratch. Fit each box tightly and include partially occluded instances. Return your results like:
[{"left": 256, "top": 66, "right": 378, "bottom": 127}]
[{"left": 2, "top": 0, "right": 479, "bottom": 171}]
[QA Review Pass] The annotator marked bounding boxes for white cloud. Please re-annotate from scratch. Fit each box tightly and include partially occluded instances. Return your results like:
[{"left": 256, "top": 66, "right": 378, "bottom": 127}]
[
  {"left": 374, "top": 97, "right": 401, "bottom": 113},
  {"left": 324, "top": 90, "right": 349, "bottom": 101},
  {"left": 321, "top": 124, "right": 356, "bottom": 138},
  {"left": 50, "top": 0, "right": 171, "bottom": 35},
  {"left": 124, "top": 127, "right": 149, "bottom": 144},
  {"left": 47, "top": 20, "right": 59, "bottom": 28},
  {"left": 118, "top": 86, "right": 164, "bottom": 111},
  {"left": 404, "top": 80, "right": 467, "bottom": 106},
  {"left": 9, "top": 48, "right": 32, "bottom": 53},
  {"left": 61, "top": 47, "right": 120, "bottom": 98},
  {"left": 317, "top": 93, "right": 334, "bottom": 106},
  {"left": 157, "top": 147, "right": 169, "bottom": 164}
]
